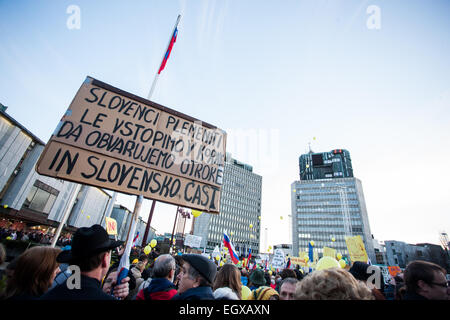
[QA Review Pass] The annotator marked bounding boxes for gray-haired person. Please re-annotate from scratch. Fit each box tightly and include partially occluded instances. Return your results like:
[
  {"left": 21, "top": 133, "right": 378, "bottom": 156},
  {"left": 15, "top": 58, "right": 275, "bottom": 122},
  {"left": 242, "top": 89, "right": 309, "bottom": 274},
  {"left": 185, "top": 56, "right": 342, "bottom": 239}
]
[{"left": 135, "top": 254, "right": 178, "bottom": 300}]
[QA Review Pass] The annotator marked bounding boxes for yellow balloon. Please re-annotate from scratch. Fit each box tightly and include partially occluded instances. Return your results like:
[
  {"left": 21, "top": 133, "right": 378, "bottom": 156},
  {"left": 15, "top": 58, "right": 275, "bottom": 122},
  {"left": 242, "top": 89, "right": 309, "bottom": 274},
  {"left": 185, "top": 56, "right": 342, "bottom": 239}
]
[
  {"left": 132, "top": 259, "right": 139, "bottom": 264},
  {"left": 150, "top": 239, "right": 157, "bottom": 248},
  {"left": 339, "top": 259, "right": 346, "bottom": 268},
  {"left": 316, "top": 256, "right": 340, "bottom": 271},
  {"left": 3, "top": 205, "right": 8, "bottom": 208},
  {"left": 249, "top": 224, "right": 253, "bottom": 228},
  {"left": 191, "top": 210, "right": 203, "bottom": 218},
  {"left": 144, "top": 246, "right": 151, "bottom": 255},
  {"left": 87, "top": 215, "right": 90, "bottom": 219},
  {"left": 230, "top": 232, "right": 234, "bottom": 236},
  {"left": 219, "top": 261, "right": 224, "bottom": 267},
  {"left": 241, "top": 286, "right": 252, "bottom": 300},
  {"left": 305, "top": 256, "right": 309, "bottom": 262},
  {"left": 268, "top": 270, "right": 273, "bottom": 276},
  {"left": 337, "top": 253, "right": 342, "bottom": 260},
  {"left": 280, "top": 216, "right": 283, "bottom": 220},
  {"left": 331, "top": 237, "right": 336, "bottom": 242},
  {"left": 258, "top": 216, "right": 261, "bottom": 220},
  {"left": 310, "top": 241, "right": 315, "bottom": 246}
]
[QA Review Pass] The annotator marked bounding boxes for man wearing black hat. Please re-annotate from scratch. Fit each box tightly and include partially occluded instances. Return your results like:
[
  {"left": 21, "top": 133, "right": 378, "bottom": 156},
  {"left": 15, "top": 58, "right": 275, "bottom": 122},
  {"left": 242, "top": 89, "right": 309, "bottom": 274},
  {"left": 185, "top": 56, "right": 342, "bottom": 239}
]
[
  {"left": 41, "top": 224, "right": 129, "bottom": 300},
  {"left": 171, "top": 254, "right": 217, "bottom": 300}
]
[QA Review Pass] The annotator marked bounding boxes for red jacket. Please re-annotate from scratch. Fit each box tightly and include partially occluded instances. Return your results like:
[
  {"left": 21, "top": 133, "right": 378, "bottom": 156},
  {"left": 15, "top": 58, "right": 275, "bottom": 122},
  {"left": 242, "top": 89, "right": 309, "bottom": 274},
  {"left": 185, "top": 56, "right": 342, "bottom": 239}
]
[{"left": 136, "top": 278, "right": 177, "bottom": 300}]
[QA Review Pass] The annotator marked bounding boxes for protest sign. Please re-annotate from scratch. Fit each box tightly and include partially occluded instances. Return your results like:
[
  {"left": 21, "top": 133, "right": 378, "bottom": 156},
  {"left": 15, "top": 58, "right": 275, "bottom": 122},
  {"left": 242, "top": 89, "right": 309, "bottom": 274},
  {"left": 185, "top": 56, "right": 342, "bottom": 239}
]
[
  {"left": 105, "top": 217, "right": 118, "bottom": 235},
  {"left": 271, "top": 249, "right": 286, "bottom": 269},
  {"left": 36, "top": 77, "right": 226, "bottom": 213},
  {"left": 345, "top": 235, "right": 369, "bottom": 262},
  {"left": 323, "top": 246, "right": 336, "bottom": 259},
  {"left": 184, "top": 234, "right": 202, "bottom": 248}
]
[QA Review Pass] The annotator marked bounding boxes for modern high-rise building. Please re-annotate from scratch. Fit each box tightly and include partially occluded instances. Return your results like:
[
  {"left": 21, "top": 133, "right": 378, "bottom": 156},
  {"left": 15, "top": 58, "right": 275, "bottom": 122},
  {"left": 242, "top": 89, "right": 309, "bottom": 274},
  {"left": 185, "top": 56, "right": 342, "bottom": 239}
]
[
  {"left": 292, "top": 149, "right": 376, "bottom": 263},
  {"left": 192, "top": 153, "right": 262, "bottom": 256}
]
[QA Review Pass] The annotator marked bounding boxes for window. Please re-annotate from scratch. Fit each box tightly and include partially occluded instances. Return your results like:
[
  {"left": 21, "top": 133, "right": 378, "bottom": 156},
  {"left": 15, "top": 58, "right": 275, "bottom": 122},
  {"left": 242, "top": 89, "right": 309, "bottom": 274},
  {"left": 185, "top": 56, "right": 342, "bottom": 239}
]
[{"left": 22, "top": 180, "right": 59, "bottom": 214}]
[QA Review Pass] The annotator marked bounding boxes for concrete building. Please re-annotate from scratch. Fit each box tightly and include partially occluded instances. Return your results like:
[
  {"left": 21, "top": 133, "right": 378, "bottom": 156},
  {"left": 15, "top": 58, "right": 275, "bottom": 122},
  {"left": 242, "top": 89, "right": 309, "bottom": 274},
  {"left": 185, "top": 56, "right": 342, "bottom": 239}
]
[
  {"left": 292, "top": 149, "right": 376, "bottom": 263},
  {"left": 0, "top": 107, "right": 115, "bottom": 234},
  {"left": 110, "top": 204, "right": 156, "bottom": 246},
  {"left": 192, "top": 153, "right": 262, "bottom": 255},
  {"left": 385, "top": 240, "right": 450, "bottom": 272}
]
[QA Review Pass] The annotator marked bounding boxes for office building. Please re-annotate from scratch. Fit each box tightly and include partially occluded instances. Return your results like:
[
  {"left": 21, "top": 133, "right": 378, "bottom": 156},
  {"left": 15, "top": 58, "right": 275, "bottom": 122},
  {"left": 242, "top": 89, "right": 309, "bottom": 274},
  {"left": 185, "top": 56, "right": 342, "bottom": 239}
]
[
  {"left": 193, "top": 153, "right": 262, "bottom": 255},
  {"left": 292, "top": 149, "right": 376, "bottom": 263}
]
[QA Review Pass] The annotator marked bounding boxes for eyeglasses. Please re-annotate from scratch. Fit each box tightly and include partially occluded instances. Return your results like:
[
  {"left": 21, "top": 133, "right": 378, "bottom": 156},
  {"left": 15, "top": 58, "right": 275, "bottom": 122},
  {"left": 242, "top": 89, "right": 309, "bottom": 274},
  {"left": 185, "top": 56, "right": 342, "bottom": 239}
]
[{"left": 429, "top": 282, "right": 448, "bottom": 288}]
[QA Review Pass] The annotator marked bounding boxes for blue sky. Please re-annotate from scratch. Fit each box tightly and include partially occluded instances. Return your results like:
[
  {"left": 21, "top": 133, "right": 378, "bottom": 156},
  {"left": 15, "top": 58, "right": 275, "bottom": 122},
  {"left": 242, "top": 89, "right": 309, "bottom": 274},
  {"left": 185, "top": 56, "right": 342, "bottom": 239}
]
[{"left": 1, "top": 0, "right": 449, "bottom": 248}]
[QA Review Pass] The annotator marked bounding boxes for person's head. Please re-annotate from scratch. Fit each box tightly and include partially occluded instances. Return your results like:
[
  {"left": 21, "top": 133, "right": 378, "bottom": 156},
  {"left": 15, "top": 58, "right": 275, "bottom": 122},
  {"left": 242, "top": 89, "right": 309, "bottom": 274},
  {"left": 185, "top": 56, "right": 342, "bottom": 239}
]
[
  {"left": 295, "top": 268, "right": 374, "bottom": 300},
  {"left": 404, "top": 260, "right": 449, "bottom": 300},
  {"left": 213, "top": 264, "right": 242, "bottom": 299},
  {"left": 241, "top": 268, "right": 248, "bottom": 277},
  {"left": 249, "top": 269, "right": 266, "bottom": 287},
  {"left": 248, "top": 286, "right": 279, "bottom": 300},
  {"left": 280, "top": 268, "right": 297, "bottom": 280},
  {"left": 176, "top": 254, "right": 217, "bottom": 295},
  {"left": 152, "top": 254, "right": 176, "bottom": 282},
  {"left": 349, "top": 262, "right": 384, "bottom": 291},
  {"left": 139, "top": 254, "right": 149, "bottom": 266},
  {"left": 279, "top": 277, "right": 298, "bottom": 300},
  {"left": 6, "top": 246, "right": 61, "bottom": 298},
  {"left": 56, "top": 224, "right": 122, "bottom": 280}
]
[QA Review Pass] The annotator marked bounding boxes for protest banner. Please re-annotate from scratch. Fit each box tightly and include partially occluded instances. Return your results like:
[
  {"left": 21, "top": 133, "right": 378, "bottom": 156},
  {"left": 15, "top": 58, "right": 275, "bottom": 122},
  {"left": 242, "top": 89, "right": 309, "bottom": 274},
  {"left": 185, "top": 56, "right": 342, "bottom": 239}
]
[
  {"left": 345, "top": 235, "right": 369, "bottom": 262},
  {"left": 36, "top": 77, "right": 227, "bottom": 213},
  {"left": 290, "top": 256, "right": 308, "bottom": 266}
]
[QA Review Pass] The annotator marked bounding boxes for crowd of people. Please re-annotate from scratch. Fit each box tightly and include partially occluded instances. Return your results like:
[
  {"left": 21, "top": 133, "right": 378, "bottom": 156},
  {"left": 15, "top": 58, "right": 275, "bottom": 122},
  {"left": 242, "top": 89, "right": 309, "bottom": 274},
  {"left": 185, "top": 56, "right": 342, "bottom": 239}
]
[
  {"left": 0, "top": 227, "right": 72, "bottom": 247},
  {"left": 0, "top": 224, "right": 448, "bottom": 301}
]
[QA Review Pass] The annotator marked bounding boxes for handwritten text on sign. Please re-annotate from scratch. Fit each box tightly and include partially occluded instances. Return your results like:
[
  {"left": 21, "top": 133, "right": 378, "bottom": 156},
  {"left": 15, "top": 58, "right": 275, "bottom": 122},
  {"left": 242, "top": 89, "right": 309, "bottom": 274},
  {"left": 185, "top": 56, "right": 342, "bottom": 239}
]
[
  {"left": 36, "top": 77, "right": 226, "bottom": 213},
  {"left": 51, "top": 79, "right": 226, "bottom": 187}
]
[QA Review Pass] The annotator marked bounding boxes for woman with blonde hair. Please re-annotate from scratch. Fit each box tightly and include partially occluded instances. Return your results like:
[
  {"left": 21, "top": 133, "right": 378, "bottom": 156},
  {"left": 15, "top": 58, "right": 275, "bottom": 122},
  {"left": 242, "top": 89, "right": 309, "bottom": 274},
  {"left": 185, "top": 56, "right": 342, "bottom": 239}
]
[
  {"left": 5, "top": 246, "right": 61, "bottom": 300},
  {"left": 213, "top": 263, "right": 242, "bottom": 300},
  {"left": 295, "top": 268, "right": 375, "bottom": 300}
]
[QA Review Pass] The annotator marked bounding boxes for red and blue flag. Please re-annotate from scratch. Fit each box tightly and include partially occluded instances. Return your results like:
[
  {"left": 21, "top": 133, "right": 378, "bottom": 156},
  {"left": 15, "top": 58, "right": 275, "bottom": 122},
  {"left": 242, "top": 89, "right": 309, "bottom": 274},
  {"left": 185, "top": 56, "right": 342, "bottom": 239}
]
[
  {"left": 158, "top": 27, "right": 178, "bottom": 74},
  {"left": 223, "top": 231, "right": 239, "bottom": 264}
]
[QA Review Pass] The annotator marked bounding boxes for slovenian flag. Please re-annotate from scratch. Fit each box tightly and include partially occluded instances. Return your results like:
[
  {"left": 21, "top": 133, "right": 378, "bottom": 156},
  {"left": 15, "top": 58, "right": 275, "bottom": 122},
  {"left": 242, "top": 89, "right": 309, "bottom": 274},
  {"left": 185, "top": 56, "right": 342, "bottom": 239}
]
[
  {"left": 158, "top": 27, "right": 178, "bottom": 74},
  {"left": 223, "top": 231, "right": 239, "bottom": 265}
]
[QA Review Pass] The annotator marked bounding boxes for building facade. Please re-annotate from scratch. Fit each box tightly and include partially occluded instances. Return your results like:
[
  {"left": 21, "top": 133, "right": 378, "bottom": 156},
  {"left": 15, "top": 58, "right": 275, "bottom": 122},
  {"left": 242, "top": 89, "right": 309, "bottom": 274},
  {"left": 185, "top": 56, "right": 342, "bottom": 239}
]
[
  {"left": 0, "top": 107, "right": 115, "bottom": 235},
  {"left": 385, "top": 240, "right": 450, "bottom": 272},
  {"left": 193, "top": 153, "right": 262, "bottom": 255},
  {"left": 292, "top": 149, "right": 376, "bottom": 263}
]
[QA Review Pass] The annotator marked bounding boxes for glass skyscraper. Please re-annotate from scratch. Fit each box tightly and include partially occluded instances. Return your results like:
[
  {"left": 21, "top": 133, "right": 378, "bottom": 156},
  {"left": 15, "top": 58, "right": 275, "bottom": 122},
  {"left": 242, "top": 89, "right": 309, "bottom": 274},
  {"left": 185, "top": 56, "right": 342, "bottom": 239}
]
[
  {"left": 292, "top": 149, "right": 376, "bottom": 262},
  {"left": 193, "top": 153, "right": 262, "bottom": 255}
]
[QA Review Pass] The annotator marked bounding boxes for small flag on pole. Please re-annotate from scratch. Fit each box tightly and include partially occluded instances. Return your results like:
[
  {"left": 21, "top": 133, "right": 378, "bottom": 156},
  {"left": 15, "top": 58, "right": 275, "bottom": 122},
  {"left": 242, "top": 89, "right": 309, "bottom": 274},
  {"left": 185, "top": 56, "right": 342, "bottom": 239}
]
[{"left": 158, "top": 27, "right": 178, "bottom": 74}]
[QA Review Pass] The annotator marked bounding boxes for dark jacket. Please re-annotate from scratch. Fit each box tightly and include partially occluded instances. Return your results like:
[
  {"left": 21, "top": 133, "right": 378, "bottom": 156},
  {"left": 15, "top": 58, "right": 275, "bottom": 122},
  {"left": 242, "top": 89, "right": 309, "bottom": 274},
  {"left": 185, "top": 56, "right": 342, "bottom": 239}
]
[
  {"left": 136, "top": 278, "right": 177, "bottom": 300},
  {"left": 171, "top": 286, "right": 215, "bottom": 300},
  {"left": 40, "top": 274, "right": 116, "bottom": 300},
  {"left": 402, "top": 291, "right": 429, "bottom": 300}
]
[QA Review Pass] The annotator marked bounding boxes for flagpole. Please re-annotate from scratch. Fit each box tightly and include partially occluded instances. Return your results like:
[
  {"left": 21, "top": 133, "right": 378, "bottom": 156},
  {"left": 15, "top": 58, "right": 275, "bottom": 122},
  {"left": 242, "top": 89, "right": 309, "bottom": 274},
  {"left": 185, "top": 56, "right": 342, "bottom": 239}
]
[{"left": 147, "top": 14, "right": 181, "bottom": 100}]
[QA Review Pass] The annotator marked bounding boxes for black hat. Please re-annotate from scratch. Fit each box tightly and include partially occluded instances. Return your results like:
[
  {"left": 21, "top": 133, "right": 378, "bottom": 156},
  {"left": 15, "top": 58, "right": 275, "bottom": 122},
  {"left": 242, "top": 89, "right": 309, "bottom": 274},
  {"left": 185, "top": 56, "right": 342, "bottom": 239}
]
[
  {"left": 57, "top": 224, "right": 122, "bottom": 263},
  {"left": 349, "top": 261, "right": 370, "bottom": 281},
  {"left": 181, "top": 254, "right": 217, "bottom": 284}
]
